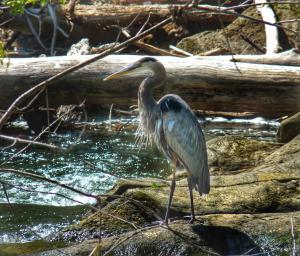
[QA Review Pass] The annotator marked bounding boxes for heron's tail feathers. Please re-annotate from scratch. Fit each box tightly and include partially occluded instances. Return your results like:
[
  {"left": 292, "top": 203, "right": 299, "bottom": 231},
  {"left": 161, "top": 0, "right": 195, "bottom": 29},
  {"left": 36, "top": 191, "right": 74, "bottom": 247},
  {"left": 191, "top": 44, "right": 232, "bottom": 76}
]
[{"left": 194, "top": 165, "right": 210, "bottom": 196}]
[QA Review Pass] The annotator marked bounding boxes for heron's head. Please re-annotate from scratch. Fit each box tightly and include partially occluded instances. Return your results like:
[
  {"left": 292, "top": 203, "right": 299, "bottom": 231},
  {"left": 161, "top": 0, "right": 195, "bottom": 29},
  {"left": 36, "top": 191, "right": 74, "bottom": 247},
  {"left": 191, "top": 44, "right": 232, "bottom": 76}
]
[{"left": 103, "top": 57, "right": 166, "bottom": 81}]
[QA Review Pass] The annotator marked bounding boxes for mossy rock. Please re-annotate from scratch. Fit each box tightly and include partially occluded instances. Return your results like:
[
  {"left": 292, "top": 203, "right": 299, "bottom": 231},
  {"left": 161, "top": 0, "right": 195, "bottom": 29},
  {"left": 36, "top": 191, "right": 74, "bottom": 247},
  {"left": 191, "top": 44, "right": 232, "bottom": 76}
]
[
  {"left": 30, "top": 214, "right": 300, "bottom": 256},
  {"left": 277, "top": 112, "right": 300, "bottom": 143},
  {"left": 0, "top": 240, "right": 66, "bottom": 256},
  {"left": 54, "top": 190, "right": 162, "bottom": 242},
  {"left": 177, "top": 5, "right": 298, "bottom": 55},
  {"left": 207, "top": 135, "right": 279, "bottom": 174}
]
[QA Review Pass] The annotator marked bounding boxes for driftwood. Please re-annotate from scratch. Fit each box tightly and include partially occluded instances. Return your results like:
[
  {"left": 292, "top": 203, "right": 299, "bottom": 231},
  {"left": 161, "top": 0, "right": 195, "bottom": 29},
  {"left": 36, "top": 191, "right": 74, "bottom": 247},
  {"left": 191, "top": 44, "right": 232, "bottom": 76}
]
[
  {"left": 1, "top": 54, "right": 300, "bottom": 118},
  {"left": 255, "top": 0, "right": 279, "bottom": 54},
  {"left": 232, "top": 50, "right": 300, "bottom": 66},
  {"left": 66, "top": 4, "right": 237, "bottom": 25}
]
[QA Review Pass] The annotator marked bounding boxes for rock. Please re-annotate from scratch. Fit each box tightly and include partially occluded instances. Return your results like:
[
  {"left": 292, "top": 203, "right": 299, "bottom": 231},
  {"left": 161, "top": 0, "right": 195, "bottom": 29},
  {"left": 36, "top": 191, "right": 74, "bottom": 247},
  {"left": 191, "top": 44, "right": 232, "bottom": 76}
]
[
  {"left": 42, "top": 135, "right": 300, "bottom": 255},
  {"left": 32, "top": 212, "right": 300, "bottom": 256},
  {"left": 207, "top": 135, "right": 280, "bottom": 174},
  {"left": 177, "top": 5, "right": 298, "bottom": 55},
  {"left": 277, "top": 112, "right": 300, "bottom": 143},
  {"left": 67, "top": 38, "right": 91, "bottom": 56}
]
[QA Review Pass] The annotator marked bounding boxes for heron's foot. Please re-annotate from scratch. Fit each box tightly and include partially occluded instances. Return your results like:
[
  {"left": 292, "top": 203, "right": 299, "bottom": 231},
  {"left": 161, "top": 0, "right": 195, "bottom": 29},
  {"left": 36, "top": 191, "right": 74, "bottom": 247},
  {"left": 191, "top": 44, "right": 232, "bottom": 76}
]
[
  {"left": 151, "top": 219, "right": 170, "bottom": 226},
  {"left": 193, "top": 216, "right": 205, "bottom": 224},
  {"left": 164, "top": 217, "right": 169, "bottom": 226},
  {"left": 179, "top": 215, "right": 204, "bottom": 224},
  {"left": 151, "top": 220, "right": 164, "bottom": 226},
  {"left": 188, "top": 216, "right": 196, "bottom": 224}
]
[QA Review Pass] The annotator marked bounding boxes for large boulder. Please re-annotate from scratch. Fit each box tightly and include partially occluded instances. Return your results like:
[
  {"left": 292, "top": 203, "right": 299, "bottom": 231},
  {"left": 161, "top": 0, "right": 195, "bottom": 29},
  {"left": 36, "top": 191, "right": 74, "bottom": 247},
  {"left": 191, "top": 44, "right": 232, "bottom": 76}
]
[{"left": 277, "top": 112, "right": 300, "bottom": 143}]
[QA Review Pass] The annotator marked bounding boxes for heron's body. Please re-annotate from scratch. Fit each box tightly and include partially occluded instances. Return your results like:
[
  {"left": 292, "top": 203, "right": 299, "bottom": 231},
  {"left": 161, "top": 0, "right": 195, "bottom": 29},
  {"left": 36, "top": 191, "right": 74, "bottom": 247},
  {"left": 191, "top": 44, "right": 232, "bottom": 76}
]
[{"left": 104, "top": 57, "right": 210, "bottom": 224}]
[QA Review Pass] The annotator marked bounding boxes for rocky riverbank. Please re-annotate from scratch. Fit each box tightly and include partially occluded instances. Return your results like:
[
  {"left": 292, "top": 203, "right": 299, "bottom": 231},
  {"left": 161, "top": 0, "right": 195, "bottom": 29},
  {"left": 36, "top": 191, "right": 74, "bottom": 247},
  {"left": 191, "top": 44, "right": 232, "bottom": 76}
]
[{"left": 30, "top": 135, "right": 300, "bottom": 255}]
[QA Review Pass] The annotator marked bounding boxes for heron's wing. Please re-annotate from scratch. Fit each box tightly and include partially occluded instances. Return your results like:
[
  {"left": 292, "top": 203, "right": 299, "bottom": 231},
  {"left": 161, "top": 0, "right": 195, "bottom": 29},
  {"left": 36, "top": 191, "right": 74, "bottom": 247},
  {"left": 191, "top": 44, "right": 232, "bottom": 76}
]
[{"left": 158, "top": 95, "right": 210, "bottom": 195}]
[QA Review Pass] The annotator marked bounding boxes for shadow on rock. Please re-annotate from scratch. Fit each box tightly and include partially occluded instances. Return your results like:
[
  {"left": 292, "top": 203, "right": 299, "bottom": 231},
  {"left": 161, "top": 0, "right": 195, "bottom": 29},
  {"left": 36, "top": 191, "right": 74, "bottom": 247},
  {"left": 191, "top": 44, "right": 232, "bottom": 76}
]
[{"left": 190, "top": 225, "right": 262, "bottom": 255}]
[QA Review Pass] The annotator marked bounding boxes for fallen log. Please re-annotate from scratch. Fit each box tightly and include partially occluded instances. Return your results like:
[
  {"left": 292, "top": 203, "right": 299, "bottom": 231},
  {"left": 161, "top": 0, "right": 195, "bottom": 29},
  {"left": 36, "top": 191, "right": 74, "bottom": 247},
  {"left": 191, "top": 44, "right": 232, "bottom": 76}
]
[
  {"left": 67, "top": 4, "right": 237, "bottom": 26},
  {"left": 192, "top": 50, "right": 300, "bottom": 65},
  {"left": 0, "top": 4, "right": 237, "bottom": 46},
  {"left": 232, "top": 49, "right": 300, "bottom": 66},
  {"left": 1, "top": 54, "right": 300, "bottom": 118}
]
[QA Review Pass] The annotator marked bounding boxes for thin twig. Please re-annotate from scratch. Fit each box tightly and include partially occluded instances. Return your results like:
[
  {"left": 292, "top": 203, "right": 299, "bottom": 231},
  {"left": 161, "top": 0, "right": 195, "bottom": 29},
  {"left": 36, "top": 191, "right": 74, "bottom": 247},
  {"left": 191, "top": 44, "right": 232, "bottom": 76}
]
[
  {"left": 224, "top": 1, "right": 300, "bottom": 11},
  {"left": 169, "top": 45, "right": 193, "bottom": 56},
  {"left": 125, "top": 13, "right": 141, "bottom": 30},
  {"left": 17, "top": 87, "right": 46, "bottom": 112},
  {"left": 24, "top": 12, "right": 47, "bottom": 50},
  {"left": 109, "top": 104, "right": 114, "bottom": 132},
  {"left": 216, "top": 0, "right": 241, "bottom": 72},
  {"left": 0, "top": 16, "right": 15, "bottom": 26},
  {"left": 291, "top": 216, "right": 296, "bottom": 256},
  {"left": 277, "top": 19, "right": 300, "bottom": 24},
  {"left": 0, "top": 168, "right": 99, "bottom": 199},
  {"left": 48, "top": 3, "right": 58, "bottom": 56},
  {"left": 136, "top": 13, "right": 151, "bottom": 36},
  {"left": 0, "top": 134, "right": 62, "bottom": 151},
  {"left": 45, "top": 88, "right": 50, "bottom": 127}
]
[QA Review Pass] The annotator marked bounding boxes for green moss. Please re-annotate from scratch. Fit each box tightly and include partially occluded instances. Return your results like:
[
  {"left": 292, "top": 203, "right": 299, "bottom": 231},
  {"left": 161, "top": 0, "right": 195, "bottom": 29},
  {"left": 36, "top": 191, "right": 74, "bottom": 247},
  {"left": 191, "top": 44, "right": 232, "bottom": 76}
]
[
  {"left": 0, "top": 240, "right": 67, "bottom": 256},
  {"left": 151, "top": 182, "right": 162, "bottom": 190}
]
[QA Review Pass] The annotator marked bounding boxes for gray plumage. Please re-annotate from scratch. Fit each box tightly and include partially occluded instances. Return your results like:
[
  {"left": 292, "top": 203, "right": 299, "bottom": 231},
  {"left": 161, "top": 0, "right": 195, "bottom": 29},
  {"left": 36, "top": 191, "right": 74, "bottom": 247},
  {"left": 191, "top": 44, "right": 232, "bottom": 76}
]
[
  {"left": 156, "top": 94, "right": 210, "bottom": 195},
  {"left": 104, "top": 57, "right": 210, "bottom": 224}
]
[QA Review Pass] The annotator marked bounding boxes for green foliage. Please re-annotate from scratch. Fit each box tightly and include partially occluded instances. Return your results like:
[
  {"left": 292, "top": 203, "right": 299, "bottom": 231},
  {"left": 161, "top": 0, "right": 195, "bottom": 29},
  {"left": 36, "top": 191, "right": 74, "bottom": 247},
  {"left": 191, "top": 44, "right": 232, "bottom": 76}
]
[
  {"left": 4, "top": 0, "right": 38, "bottom": 14},
  {"left": 0, "top": 41, "right": 5, "bottom": 65},
  {"left": 151, "top": 182, "right": 162, "bottom": 190},
  {"left": 4, "top": 0, "right": 67, "bottom": 14}
]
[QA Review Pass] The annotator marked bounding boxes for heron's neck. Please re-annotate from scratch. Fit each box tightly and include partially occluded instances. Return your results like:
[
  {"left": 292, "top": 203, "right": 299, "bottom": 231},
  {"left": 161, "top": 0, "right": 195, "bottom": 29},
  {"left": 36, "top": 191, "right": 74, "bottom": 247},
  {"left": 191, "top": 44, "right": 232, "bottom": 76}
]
[{"left": 138, "top": 74, "right": 165, "bottom": 112}]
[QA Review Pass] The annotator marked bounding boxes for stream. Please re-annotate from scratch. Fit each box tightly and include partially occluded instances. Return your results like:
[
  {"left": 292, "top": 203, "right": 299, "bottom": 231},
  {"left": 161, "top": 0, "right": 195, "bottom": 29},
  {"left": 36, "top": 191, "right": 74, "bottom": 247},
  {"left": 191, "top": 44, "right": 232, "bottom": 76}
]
[{"left": 0, "top": 116, "right": 279, "bottom": 245}]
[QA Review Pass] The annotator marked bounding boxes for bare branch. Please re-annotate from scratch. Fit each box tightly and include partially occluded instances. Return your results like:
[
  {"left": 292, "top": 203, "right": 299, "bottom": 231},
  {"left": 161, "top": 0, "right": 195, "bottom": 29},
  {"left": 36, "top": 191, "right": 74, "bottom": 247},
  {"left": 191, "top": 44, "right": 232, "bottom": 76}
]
[
  {"left": 0, "top": 167, "right": 99, "bottom": 199},
  {"left": 0, "top": 134, "right": 63, "bottom": 151},
  {"left": 291, "top": 216, "right": 296, "bottom": 256}
]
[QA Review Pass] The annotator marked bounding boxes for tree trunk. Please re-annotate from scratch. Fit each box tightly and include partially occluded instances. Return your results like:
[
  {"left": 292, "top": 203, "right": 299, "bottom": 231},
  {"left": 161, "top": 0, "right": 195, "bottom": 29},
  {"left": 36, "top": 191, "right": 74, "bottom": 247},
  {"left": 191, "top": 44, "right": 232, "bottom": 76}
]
[{"left": 1, "top": 54, "right": 300, "bottom": 118}]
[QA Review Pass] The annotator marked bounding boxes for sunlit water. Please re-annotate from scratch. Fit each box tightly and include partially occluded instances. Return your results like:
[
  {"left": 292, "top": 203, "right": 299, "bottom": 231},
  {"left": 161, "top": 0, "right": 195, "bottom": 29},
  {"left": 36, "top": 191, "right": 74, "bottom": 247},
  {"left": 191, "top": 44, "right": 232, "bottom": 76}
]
[{"left": 0, "top": 116, "right": 279, "bottom": 243}]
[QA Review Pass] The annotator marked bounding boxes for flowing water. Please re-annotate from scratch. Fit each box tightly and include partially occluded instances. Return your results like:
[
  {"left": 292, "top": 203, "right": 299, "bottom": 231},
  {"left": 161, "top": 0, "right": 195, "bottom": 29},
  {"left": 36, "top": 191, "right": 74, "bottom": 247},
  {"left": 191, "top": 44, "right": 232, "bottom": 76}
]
[{"left": 0, "top": 116, "right": 279, "bottom": 244}]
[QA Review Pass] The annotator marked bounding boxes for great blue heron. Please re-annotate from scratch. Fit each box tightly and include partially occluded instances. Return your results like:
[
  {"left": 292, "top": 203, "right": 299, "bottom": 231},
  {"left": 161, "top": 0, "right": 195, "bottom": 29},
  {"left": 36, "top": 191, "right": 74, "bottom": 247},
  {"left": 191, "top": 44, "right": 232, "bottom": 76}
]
[{"left": 104, "top": 57, "right": 210, "bottom": 225}]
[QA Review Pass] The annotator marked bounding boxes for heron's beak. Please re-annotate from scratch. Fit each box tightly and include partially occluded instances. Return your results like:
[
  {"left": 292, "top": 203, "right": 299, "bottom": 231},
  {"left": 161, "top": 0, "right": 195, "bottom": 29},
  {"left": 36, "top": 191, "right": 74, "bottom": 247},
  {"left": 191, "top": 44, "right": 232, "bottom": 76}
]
[{"left": 103, "top": 63, "right": 139, "bottom": 81}]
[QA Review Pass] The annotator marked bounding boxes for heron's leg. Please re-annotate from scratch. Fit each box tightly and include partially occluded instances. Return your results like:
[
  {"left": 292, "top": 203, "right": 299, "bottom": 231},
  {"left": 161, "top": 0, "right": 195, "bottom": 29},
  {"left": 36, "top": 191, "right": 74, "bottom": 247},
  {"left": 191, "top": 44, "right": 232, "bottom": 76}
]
[
  {"left": 187, "top": 176, "right": 195, "bottom": 223},
  {"left": 164, "top": 159, "right": 177, "bottom": 226}
]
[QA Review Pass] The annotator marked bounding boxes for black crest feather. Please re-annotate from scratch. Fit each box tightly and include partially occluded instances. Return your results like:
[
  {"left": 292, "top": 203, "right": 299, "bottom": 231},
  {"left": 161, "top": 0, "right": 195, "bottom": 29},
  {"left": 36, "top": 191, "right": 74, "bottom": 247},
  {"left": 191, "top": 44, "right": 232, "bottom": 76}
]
[{"left": 138, "top": 57, "right": 158, "bottom": 63}]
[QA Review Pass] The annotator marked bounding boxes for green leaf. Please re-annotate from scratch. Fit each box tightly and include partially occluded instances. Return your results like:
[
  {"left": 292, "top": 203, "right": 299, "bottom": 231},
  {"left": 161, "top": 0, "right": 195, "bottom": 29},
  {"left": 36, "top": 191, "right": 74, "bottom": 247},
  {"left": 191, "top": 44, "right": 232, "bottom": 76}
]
[
  {"left": 4, "top": 1, "right": 68, "bottom": 14},
  {"left": 0, "top": 41, "right": 6, "bottom": 66}
]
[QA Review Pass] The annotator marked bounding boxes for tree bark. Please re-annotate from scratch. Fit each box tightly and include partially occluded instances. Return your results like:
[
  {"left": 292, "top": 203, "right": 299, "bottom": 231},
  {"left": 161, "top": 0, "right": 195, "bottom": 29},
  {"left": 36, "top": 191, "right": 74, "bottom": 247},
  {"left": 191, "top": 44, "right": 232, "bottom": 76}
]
[{"left": 1, "top": 54, "right": 300, "bottom": 118}]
